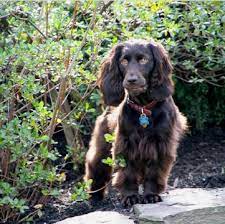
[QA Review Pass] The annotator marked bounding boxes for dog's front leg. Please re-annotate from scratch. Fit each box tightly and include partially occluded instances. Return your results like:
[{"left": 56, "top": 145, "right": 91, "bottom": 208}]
[
  {"left": 143, "top": 154, "right": 175, "bottom": 203},
  {"left": 112, "top": 134, "right": 140, "bottom": 207},
  {"left": 113, "top": 164, "right": 139, "bottom": 207}
]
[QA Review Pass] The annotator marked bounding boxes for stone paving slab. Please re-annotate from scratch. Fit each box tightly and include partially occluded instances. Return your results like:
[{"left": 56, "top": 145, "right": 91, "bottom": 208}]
[
  {"left": 133, "top": 188, "right": 225, "bottom": 224},
  {"left": 55, "top": 211, "right": 134, "bottom": 224}
]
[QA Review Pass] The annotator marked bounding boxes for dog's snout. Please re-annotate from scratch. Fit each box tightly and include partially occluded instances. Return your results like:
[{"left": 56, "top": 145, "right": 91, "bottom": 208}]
[{"left": 127, "top": 76, "right": 138, "bottom": 84}]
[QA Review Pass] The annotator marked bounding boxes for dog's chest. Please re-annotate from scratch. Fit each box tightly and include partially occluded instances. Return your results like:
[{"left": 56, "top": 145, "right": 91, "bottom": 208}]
[{"left": 122, "top": 112, "right": 157, "bottom": 136}]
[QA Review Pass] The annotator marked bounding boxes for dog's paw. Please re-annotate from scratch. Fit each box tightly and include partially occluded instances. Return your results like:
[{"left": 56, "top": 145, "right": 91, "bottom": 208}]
[
  {"left": 142, "top": 193, "right": 162, "bottom": 204},
  {"left": 121, "top": 194, "right": 139, "bottom": 207}
]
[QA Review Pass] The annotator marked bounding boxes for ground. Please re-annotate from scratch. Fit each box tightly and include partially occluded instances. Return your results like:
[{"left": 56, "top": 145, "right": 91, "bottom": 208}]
[{"left": 36, "top": 127, "right": 225, "bottom": 224}]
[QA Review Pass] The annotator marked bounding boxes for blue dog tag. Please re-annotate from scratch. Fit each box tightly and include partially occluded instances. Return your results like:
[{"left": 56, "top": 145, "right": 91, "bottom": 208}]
[{"left": 139, "top": 114, "right": 151, "bottom": 128}]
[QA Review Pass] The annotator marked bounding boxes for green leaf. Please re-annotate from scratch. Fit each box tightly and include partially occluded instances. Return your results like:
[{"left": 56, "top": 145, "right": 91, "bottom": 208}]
[
  {"left": 39, "top": 135, "right": 49, "bottom": 142},
  {"left": 104, "top": 133, "right": 115, "bottom": 143},
  {"left": 102, "top": 157, "right": 114, "bottom": 167},
  {"left": 71, "top": 180, "right": 92, "bottom": 202}
]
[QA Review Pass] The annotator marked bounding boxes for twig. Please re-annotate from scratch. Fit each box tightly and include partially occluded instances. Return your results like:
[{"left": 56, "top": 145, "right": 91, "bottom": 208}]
[
  {"left": 59, "top": 82, "right": 97, "bottom": 123},
  {"left": 87, "top": 180, "right": 112, "bottom": 194},
  {"left": 196, "top": 73, "right": 223, "bottom": 87},
  {"left": 174, "top": 75, "right": 190, "bottom": 83},
  {"left": 11, "top": 12, "right": 47, "bottom": 39},
  {"left": 14, "top": 83, "right": 59, "bottom": 114},
  {"left": 18, "top": 209, "right": 39, "bottom": 224},
  {"left": 45, "top": 2, "right": 49, "bottom": 37},
  {"left": 46, "top": 77, "right": 67, "bottom": 147},
  {"left": 46, "top": 2, "right": 100, "bottom": 147},
  {"left": 100, "top": 0, "right": 114, "bottom": 15},
  {"left": 0, "top": 13, "right": 11, "bottom": 20},
  {"left": 23, "top": 19, "right": 47, "bottom": 39}
]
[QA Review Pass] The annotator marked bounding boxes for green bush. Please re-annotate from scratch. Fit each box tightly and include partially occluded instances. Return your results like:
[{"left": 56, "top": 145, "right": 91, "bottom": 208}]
[{"left": 0, "top": 0, "right": 224, "bottom": 222}]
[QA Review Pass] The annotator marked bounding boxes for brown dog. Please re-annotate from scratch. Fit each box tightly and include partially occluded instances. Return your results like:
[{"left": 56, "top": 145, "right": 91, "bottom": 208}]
[{"left": 85, "top": 39, "right": 187, "bottom": 206}]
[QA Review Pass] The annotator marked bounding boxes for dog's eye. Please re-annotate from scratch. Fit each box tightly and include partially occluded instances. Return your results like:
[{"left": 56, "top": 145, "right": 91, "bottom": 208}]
[
  {"left": 139, "top": 58, "right": 148, "bottom": 64},
  {"left": 121, "top": 59, "right": 128, "bottom": 66}
]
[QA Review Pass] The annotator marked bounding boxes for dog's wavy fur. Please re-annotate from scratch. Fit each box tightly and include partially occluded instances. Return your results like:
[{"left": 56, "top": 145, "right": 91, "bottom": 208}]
[{"left": 85, "top": 39, "right": 187, "bottom": 206}]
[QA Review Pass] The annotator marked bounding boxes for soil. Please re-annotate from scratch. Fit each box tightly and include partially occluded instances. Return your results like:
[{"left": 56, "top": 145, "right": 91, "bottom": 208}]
[{"left": 36, "top": 127, "right": 225, "bottom": 224}]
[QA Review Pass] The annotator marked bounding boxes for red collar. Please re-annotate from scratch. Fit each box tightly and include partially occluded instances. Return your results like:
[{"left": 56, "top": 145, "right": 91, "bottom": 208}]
[{"left": 126, "top": 97, "right": 157, "bottom": 116}]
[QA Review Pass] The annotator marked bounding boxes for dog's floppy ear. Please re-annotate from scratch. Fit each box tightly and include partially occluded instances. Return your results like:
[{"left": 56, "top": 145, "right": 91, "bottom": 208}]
[
  {"left": 97, "top": 44, "right": 125, "bottom": 106},
  {"left": 149, "top": 41, "right": 174, "bottom": 100}
]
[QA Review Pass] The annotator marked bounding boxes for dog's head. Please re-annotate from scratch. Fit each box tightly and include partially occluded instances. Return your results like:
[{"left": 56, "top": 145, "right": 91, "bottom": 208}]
[{"left": 98, "top": 39, "right": 174, "bottom": 106}]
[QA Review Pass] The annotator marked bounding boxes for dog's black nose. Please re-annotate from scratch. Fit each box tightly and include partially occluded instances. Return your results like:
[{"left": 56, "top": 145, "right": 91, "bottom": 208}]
[{"left": 127, "top": 77, "right": 137, "bottom": 84}]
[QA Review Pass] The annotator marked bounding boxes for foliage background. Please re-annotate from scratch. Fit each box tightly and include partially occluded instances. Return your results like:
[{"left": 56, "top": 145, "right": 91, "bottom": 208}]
[{"left": 0, "top": 0, "right": 224, "bottom": 222}]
